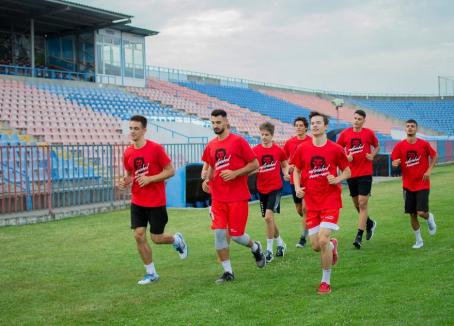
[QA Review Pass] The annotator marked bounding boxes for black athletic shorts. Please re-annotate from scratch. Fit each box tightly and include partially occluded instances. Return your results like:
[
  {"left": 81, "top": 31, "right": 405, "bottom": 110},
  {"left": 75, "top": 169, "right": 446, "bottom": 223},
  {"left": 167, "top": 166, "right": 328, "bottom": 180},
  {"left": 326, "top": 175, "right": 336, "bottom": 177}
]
[
  {"left": 290, "top": 184, "right": 303, "bottom": 204},
  {"left": 130, "top": 203, "right": 168, "bottom": 234},
  {"left": 259, "top": 189, "right": 282, "bottom": 217},
  {"left": 404, "top": 189, "right": 429, "bottom": 214},
  {"left": 347, "top": 175, "right": 372, "bottom": 197}
]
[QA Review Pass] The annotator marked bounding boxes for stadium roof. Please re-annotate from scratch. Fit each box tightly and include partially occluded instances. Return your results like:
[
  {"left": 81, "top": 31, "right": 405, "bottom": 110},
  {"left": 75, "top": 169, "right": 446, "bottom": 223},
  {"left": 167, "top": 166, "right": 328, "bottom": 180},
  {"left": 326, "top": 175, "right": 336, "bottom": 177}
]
[{"left": 0, "top": 0, "right": 158, "bottom": 36}]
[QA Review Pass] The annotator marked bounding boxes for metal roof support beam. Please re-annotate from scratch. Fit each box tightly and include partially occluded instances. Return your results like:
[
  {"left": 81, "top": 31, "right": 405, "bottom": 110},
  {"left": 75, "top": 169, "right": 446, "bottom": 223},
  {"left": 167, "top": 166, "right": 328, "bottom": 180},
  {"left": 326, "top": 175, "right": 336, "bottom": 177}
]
[{"left": 31, "top": 18, "right": 35, "bottom": 77}]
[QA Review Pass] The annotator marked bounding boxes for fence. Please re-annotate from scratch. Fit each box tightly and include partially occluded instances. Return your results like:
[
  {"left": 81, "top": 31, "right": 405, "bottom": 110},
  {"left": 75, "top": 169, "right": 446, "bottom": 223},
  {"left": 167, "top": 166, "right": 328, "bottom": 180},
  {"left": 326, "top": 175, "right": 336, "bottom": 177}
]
[
  {"left": 1, "top": 141, "right": 452, "bottom": 216},
  {"left": 0, "top": 64, "right": 94, "bottom": 82},
  {"left": 0, "top": 143, "right": 206, "bottom": 215}
]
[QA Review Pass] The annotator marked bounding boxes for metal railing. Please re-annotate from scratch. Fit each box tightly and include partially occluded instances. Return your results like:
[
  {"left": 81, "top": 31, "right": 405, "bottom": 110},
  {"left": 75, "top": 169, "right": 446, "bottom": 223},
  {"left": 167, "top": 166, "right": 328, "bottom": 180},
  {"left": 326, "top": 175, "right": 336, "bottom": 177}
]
[
  {"left": 0, "top": 64, "right": 94, "bottom": 82},
  {"left": 1, "top": 141, "right": 452, "bottom": 215},
  {"left": 146, "top": 65, "right": 441, "bottom": 98},
  {"left": 0, "top": 143, "right": 208, "bottom": 215}
]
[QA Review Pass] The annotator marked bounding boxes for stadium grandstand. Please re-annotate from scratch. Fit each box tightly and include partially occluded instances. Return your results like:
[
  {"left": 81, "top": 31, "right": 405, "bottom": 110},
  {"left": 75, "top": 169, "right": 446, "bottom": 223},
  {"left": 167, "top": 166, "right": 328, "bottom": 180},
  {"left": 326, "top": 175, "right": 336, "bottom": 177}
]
[{"left": 1, "top": 1, "right": 454, "bottom": 225}]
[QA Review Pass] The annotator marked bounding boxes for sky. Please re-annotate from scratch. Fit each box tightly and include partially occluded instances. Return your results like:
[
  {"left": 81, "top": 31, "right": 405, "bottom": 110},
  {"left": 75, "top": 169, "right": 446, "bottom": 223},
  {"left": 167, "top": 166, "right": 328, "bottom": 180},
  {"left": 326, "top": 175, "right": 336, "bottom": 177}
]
[{"left": 86, "top": 0, "right": 453, "bottom": 94}]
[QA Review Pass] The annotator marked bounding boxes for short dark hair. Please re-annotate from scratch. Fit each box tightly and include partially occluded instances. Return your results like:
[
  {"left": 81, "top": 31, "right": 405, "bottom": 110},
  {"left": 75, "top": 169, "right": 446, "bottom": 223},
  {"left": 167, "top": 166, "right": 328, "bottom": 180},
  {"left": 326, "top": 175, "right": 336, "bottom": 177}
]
[
  {"left": 293, "top": 116, "right": 308, "bottom": 128},
  {"left": 211, "top": 109, "right": 227, "bottom": 117},
  {"left": 309, "top": 111, "right": 329, "bottom": 125},
  {"left": 259, "top": 121, "right": 275, "bottom": 135},
  {"left": 354, "top": 109, "right": 366, "bottom": 118},
  {"left": 130, "top": 115, "right": 147, "bottom": 128},
  {"left": 406, "top": 119, "right": 418, "bottom": 126}
]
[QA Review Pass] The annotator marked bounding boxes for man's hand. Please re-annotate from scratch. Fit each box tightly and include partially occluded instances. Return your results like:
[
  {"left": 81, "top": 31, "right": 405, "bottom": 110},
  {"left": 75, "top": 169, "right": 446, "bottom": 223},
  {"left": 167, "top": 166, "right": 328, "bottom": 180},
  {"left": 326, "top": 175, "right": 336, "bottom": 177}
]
[
  {"left": 201, "top": 169, "right": 208, "bottom": 180},
  {"left": 347, "top": 154, "right": 353, "bottom": 162},
  {"left": 136, "top": 175, "right": 152, "bottom": 188},
  {"left": 327, "top": 174, "right": 338, "bottom": 185},
  {"left": 422, "top": 169, "right": 431, "bottom": 181},
  {"left": 295, "top": 186, "right": 305, "bottom": 198},
  {"left": 366, "top": 153, "right": 375, "bottom": 161},
  {"left": 202, "top": 180, "right": 210, "bottom": 193},
  {"left": 220, "top": 169, "right": 238, "bottom": 181},
  {"left": 118, "top": 176, "right": 131, "bottom": 190},
  {"left": 283, "top": 172, "right": 290, "bottom": 181},
  {"left": 392, "top": 158, "right": 401, "bottom": 167}
]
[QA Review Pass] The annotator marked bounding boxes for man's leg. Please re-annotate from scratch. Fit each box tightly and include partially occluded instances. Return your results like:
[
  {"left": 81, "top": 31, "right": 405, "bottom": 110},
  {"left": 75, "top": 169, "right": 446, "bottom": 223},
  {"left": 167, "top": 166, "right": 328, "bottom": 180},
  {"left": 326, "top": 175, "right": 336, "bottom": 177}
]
[
  {"left": 353, "top": 195, "right": 370, "bottom": 249},
  {"left": 405, "top": 190, "right": 424, "bottom": 249},
  {"left": 134, "top": 227, "right": 159, "bottom": 284},
  {"left": 264, "top": 209, "right": 276, "bottom": 262},
  {"left": 296, "top": 202, "right": 308, "bottom": 248},
  {"left": 214, "top": 228, "right": 234, "bottom": 283},
  {"left": 130, "top": 204, "right": 159, "bottom": 284},
  {"left": 410, "top": 213, "right": 424, "bottom": 249},
  {"left": 229, "top": 201, "right": 266, "bottom": 268},
  {"left": 149, "top": 206, "right": 188, "bottom": 259},
  {"left": 135, "top": 227, "right": 152, "bottom": 265},
  {"left": 211, "top": 201, "right": 234, "bottom": 283},
  {"left": 416, "top": 190, "right": 436, "bottom": 235},
  {"left": 317, "top": 228, "right": 336, "bottom": 294}
]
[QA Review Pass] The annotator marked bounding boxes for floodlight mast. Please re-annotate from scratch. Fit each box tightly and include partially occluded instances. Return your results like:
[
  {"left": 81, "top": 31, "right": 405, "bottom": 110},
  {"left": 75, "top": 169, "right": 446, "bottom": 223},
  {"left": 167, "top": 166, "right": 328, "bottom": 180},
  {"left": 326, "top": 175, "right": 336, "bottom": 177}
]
[{"left": 331, "top": 98, "right": 344, "bottom": 127}]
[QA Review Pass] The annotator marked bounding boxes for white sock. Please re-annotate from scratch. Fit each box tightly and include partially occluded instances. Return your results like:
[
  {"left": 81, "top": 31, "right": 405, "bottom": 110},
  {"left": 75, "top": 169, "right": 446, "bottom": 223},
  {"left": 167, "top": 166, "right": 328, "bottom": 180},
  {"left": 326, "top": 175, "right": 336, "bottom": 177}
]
[
  {"left": 275, "top": 236, "right": 284, "bottom": 247},
  {"left": 266, "top": 238, "right": 274, "bottom": 252},
  {"left": 145, "top": 262, "right": 156, "bottom": 275},
  {"left": 251, "top": 242, "right": 259, "bottom": 252},
  {"left": 329, "top": 241, "right": 334, "bottom": 250},
  {"left": 221, "top": 260, "right": 233, "bottom": 274},
  {"left": 173, "top": 234, "right": 181, "bottom": 246},
  {"left": 414, "top": 228, "right": 423, "bottom": 243},
  {"left": 322, "top": 269, "right": 331, "bottom": 284}
]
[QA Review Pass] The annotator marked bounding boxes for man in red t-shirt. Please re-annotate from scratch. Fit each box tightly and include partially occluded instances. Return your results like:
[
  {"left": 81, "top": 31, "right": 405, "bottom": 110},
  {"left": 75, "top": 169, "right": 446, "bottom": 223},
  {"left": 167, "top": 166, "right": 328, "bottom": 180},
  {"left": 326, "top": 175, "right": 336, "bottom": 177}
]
[
  {"left": 283, "top": 117, "right": 312, "bottom": 248},
  {"left": 252, "top": 122, "right": 289, "bottom": 263},
  {"left": 292, "top": 111, "right": 350, "bottom": 294},
  {"left": 391, "top": 119, "right": 437, "bottom": 249},
  {"left": 118, "top": 115, "right": 188, "bottom": 285},
  {"left": 337, "top": 109, "right": 380, "bottom": 249},
  {"left": 202, "top": 109, "right": 266, "bottom": 284}
]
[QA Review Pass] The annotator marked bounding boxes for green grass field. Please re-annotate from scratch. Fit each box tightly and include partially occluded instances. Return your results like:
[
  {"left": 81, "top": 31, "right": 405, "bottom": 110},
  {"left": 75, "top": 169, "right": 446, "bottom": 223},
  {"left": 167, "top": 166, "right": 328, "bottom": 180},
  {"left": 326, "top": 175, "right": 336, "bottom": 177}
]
[{"left": 1, "top": 165, "right": 454, "bottom": 325}]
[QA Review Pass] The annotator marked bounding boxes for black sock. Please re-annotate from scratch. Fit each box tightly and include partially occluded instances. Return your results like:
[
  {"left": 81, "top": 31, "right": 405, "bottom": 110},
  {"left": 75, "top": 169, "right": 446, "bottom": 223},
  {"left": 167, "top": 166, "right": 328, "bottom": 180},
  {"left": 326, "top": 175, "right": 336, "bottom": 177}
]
[
  {"left": 357, "top": 229, "right": 364, "bottom": 239},
  {"left": 366, "top": 217, "right": 374, "bottom": 228}
]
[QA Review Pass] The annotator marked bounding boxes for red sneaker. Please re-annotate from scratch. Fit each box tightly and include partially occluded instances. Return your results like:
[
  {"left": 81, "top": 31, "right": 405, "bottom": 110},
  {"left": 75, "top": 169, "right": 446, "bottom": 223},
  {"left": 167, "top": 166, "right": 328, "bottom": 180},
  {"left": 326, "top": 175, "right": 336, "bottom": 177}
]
[
  {"left": 317, "top": 282, "right": 331, "bottom": 294},
  {"left": 331, "top": 238, "right": 338, "bottom": 266}
]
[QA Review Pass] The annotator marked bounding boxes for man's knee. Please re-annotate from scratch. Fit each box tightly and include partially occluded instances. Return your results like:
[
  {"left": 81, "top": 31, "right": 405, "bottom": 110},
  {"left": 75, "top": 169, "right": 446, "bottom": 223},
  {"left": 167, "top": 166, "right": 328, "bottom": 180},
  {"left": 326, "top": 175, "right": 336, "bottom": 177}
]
[
  {"left": 358, "top": 196, "right": 368, "bottom": 210},
  {"left": 215, "top": 229, "right": 229, "bottom": 250},
  {"left": 150, "top": 233, "right": 165, "bottom": 244},
  {"left": 417, "top": 211, "right": 427, "bottom": 218},
  {"left": 264, "top": 212, "right": 274, "bottom": 224},
  {"left": 134, "top": 228, "right": 147, "bottom": 242}
]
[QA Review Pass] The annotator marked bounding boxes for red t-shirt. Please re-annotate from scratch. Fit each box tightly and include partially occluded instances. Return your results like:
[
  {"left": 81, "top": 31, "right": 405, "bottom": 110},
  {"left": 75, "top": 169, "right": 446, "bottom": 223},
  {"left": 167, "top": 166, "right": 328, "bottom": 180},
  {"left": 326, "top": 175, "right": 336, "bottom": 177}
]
[
  {"left": 337, "top": 127, "right": 379, "bottom": 178},
  {"left": 252, "top": 143, "right": 287, "bottom": 194},
  {"left": 283, "top": 135, "right": 312, "bottom": 184},
  {"left": 391, "top": 138, "right": 436, "bottom": 191},
  {"left": 202, "top": 133, "right": 256, "bottom": 202},
  {"left": 123, "top": 140, "right": 171, "bottom": 207},
  {"left": 291, "top": 140, "right": 349, "bottom": 210}
]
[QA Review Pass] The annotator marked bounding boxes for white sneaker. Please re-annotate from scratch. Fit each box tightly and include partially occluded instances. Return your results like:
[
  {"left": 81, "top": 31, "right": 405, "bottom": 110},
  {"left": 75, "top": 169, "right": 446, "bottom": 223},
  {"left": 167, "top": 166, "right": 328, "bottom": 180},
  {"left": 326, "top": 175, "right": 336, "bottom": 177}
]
[
  {"left": 412, "top": 241, "right": 424, "bottom": 249},
  {"left": 173, "top": 232, "right": 188, "bottom": 259},
  {"left": 427, "top": 213, "right": 437, "bottom": 236},
  {"left": 138, "top": 273, "right": 160, "bottom": 285}
]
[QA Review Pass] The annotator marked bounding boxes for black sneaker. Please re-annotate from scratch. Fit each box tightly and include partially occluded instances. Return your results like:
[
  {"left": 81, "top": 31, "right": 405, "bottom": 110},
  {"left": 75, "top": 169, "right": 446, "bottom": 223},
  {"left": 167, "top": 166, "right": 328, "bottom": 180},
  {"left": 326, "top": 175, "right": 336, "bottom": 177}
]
[
  {"left": 276, "top": 243, "right": 287, "bottom": 257},
  {"left": 366, "top": 220, "right": 377, "bottom": 241},
  {"left": 265, "top": 250, "right": 274, "bottom": 263},
  {"left": 353, "top": 235, "right": 362, "bottom": 249},
  {"left": 215, "top": 272, "right": 235, "bottom": 284},
  {"left": 252, "top": 241, "right": 266, "bottom": 268},
  {"left": 296, "top": 236, "right": 306, "bottom": 248}
]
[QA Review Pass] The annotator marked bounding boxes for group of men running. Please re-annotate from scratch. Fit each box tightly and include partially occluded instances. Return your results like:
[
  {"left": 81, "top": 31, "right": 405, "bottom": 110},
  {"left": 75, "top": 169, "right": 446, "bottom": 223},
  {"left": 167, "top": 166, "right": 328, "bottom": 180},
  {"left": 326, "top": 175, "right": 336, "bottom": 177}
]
[{"left": 118, "top": 108, "right": 437, "bottom": 294}]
